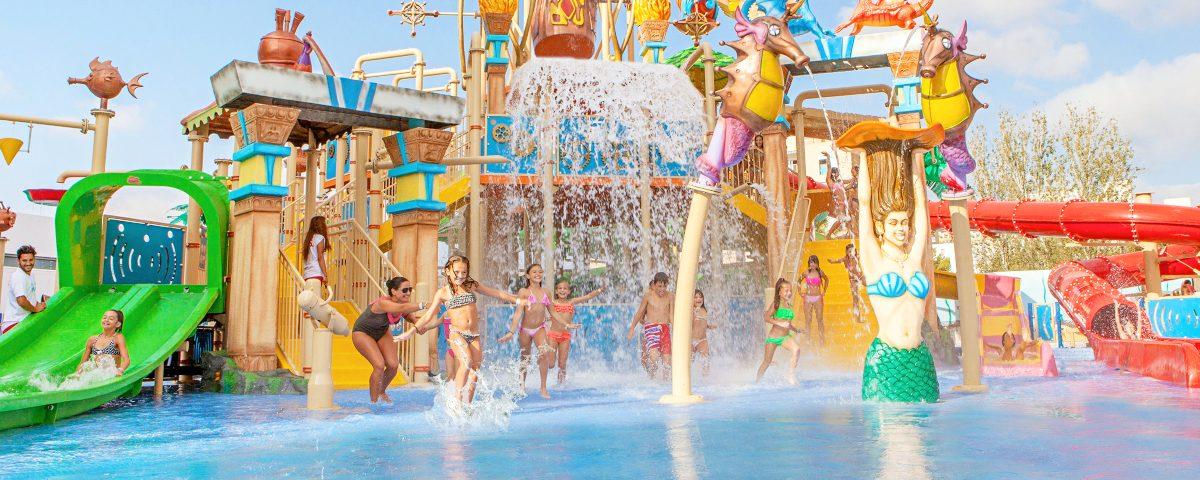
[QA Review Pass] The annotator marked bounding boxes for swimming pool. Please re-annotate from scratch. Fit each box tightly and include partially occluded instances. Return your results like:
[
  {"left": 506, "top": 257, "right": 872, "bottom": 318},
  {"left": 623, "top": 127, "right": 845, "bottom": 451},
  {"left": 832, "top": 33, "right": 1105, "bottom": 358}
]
[{"left": 2, "top": 349, "right": 1198, "bottom": 478}]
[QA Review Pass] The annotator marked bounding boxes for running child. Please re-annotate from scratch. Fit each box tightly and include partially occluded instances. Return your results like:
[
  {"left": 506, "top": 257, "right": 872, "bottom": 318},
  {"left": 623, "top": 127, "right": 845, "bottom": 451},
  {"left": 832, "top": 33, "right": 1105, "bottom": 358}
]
[
  {"left": 546, "top": 279, "right": 604, "bottom": 385},
  {"left": 756, "top": 278, "right": 804, "bottom": 384},
  {"left": 626, "top": 272, "right": 674, "bottom": 379},
  {"left": 498, "top": 264, "right": 556, "bottom": 398}
]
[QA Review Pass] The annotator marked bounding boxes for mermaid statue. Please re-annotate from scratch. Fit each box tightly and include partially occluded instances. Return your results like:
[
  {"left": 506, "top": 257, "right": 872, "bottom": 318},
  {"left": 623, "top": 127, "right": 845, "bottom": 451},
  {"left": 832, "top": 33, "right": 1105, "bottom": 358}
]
[{"left": 836, "top": 120, "right": 944, "bottom": 403}]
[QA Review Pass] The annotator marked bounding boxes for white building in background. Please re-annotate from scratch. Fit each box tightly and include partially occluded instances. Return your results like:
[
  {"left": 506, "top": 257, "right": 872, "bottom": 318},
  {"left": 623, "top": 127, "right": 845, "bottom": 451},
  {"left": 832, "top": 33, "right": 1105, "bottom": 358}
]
[{"left": 2, "top": 213, "right": 59, "bottom": 324}]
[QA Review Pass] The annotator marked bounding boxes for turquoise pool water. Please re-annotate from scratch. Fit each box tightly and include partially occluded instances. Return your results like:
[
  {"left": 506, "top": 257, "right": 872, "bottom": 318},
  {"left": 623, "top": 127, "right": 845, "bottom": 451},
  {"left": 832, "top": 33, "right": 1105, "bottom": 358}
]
[{"left": 2, "top": 349, "right": 1199, "bottom": 478}]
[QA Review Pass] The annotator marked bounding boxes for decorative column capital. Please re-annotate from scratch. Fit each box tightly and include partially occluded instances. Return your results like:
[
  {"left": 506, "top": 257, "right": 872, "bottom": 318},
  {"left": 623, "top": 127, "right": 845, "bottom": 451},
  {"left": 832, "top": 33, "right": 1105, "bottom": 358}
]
[{"left": 227, "top": 103, "right": 299, "bottom": 202}]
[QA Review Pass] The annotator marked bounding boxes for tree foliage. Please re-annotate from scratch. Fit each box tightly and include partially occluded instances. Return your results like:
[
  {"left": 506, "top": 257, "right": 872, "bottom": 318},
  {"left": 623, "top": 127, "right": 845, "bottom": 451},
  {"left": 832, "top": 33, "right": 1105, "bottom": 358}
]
[{"left": 966, "top": 105, "right": 1140, "bottom": 272}]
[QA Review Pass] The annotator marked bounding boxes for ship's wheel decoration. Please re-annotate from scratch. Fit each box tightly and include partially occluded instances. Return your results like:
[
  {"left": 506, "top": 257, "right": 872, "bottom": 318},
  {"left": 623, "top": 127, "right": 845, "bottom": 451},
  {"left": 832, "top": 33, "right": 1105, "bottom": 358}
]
[
  {"left": 673, "top": 11, "right": 719, "bottom": 45},
  {"left": 388, "top": 1, "right": 432, "bottom": 37}
]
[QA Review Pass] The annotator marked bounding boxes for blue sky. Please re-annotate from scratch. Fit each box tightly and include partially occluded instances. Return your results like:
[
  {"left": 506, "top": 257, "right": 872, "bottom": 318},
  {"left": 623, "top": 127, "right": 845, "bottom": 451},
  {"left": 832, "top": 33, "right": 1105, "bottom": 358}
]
[{"left": 0, "top": 0, "right": 1197, "bottom": 220}]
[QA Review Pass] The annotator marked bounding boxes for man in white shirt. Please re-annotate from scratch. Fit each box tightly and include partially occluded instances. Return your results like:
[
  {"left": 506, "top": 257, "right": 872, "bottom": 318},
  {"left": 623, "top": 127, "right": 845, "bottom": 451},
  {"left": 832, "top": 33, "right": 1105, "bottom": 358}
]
[{"left": 3, "top": 245, "right": 47, "bottom": 334}]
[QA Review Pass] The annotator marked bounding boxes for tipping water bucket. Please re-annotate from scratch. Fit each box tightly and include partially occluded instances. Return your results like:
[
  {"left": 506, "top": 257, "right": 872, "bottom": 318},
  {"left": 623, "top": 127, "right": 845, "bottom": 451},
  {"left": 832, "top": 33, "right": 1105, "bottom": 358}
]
[
  {"left": 531, "top": 0, "right": 596, "bottom": 59},
  {"left": 0, "top": 138, "right": 22, "bottom": 165}
]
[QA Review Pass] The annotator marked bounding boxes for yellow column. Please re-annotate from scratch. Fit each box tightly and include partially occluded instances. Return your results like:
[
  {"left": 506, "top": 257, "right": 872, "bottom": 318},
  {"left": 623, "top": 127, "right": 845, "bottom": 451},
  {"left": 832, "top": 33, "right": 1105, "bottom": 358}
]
[
  {"left": 90, "top": 108, "right": 114, "bottom": 173},
  {"left": 184, "top": 129, "right": 208, "bottom": 284},
  {"left": 949, "top": 197, "right": 986, "bottom": 393},
  {"left": 660, "top": 184, "right": 718, "bottom": 405},
  {"left": 1136, "top": 193, "right": 1162, "bottom": 299}
]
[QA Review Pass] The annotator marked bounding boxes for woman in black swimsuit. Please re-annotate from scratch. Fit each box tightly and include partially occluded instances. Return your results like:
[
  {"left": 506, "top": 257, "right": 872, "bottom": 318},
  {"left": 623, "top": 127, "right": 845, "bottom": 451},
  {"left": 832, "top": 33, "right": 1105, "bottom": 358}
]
[
  {"left": 352, "top": 276, "right": 422, "bottom": 403},
  {"left": 77, "top": 309, "right": 130, "bottom": 376}
]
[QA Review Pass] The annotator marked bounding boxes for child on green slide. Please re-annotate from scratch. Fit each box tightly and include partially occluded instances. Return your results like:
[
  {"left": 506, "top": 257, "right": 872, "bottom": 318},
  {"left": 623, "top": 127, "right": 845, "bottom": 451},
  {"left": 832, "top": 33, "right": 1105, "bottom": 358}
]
[{"left": 77, "top": 310, "right": 130, "bottom": 376}]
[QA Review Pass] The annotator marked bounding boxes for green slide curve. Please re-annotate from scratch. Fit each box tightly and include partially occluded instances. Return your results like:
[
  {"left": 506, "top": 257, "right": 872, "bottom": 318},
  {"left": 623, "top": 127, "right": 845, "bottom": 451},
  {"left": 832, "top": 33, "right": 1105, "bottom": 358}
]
[{"left": 0, "top": 170, "right": 228, "bottom": 431}]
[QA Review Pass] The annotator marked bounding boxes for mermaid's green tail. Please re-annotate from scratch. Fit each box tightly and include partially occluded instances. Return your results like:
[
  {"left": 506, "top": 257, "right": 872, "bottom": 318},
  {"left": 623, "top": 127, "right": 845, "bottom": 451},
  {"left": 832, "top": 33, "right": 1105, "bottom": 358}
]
[{"left": 862, "top": 338, "right": 939, "bottom": 403}]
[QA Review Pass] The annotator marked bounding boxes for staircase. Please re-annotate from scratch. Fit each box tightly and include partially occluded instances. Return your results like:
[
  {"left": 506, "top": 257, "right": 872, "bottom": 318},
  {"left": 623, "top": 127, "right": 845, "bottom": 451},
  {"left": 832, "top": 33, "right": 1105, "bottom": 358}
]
[
  {"left": 800, "top": 239, "right": 878, "bottom": 369},
  {"left": 327, "top": 300, "right": 408, "bottom": 389}
]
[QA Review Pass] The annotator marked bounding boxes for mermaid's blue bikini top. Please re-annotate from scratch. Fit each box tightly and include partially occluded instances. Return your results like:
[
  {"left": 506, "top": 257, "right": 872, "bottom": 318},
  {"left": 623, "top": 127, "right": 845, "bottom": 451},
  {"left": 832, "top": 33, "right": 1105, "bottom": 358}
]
[{"left": 866, "top": 271, "right": 930, "bottom": 300}]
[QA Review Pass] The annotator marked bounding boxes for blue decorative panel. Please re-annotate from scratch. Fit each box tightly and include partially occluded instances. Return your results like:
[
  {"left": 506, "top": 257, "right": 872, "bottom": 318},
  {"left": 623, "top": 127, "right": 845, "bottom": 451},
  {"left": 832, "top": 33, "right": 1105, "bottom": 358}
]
[
  {"left": 1147, "top": 298, "right": 1200, "bottom": 339},
  {"left": 484, "top": 115, "right": 695, "bottom": 178},
  {"left": 102, "top": 218, "right": 184, "bottom": 285}
]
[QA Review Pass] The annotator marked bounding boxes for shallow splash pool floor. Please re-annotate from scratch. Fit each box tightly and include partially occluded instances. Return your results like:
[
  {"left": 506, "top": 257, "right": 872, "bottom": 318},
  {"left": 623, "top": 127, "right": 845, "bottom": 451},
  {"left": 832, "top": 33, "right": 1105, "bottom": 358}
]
[{"left": 3, "top": 349, "right": 1199, "bottom": 479}]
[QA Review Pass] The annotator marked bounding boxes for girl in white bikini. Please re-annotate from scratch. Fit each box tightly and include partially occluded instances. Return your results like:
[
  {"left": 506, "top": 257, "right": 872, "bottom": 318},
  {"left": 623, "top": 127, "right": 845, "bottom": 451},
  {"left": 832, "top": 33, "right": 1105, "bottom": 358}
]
[{"left": 691, "top": 290, "right": 718, "bottom": 376}]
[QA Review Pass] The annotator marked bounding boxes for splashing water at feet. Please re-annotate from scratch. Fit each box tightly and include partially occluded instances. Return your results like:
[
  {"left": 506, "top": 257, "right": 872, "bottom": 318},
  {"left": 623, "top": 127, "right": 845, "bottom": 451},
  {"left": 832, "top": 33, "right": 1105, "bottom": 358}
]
[
  {"left": 29, "top": 356, "right": 122, "bottom": 392},
  {"left": 425, "top": 357, "right": 530, "bottom": 432}
]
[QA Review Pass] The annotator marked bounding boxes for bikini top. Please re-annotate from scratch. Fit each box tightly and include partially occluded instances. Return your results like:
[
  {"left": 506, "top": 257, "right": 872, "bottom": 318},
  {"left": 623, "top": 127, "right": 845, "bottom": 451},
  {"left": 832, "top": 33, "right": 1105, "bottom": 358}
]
[
  {"left": 806, "top": 275, "right": 822, "bottom": 286},
  {"left": 90, "top": 339, "right": 120, "bottom": 356},
  {"left": 866, "top": 271, "right": 930, "bottom": 300},
  {"left": 445, "top": 290, "right": 477, "bottom": 310},
  {"left": 773, "top": 308, "right": 795, "bottom": 320},
  {"left": 552, "top": 302, "right": 575, "bottom": 314},
  {"left": 527, "top": 291, "right": 551, "bottom": 306}
]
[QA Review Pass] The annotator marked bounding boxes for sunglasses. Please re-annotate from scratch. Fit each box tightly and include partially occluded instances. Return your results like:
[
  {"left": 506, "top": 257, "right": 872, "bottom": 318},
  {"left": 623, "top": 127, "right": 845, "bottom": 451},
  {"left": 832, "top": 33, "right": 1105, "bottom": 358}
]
[{"left": 400, "top": 287, "right": 413, "bottom": 294}]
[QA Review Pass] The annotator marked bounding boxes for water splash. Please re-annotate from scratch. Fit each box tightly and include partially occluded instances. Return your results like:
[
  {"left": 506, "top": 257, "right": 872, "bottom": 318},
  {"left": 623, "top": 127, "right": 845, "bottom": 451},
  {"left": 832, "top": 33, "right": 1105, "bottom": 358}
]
[
  {"left": 29, "top": 356, "right": 122, "bottom": 392},
  {"left": 424, "top": 357, "right": 529, "bottom": 432},
  {"left": 481, "top": 56, "right": 770, "bottom": 379},
  {"left": 506, "top": 57, "right": 706, "bottom": 168}
]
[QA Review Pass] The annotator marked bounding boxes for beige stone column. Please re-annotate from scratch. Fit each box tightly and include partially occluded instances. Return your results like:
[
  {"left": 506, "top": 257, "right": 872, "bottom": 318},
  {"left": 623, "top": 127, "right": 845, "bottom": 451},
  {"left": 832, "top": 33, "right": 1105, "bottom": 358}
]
[
  {"left": 1135, "top": 193, "right": 1162, "bottom": 300},
  {"left": 184, "top": 129, "right": 208, "bottom": 284},
  {"left": 224, "top": 104, "right": 299, "bottom": 372},
  {"left": 227, "top": 195, "right": 285, "bottom": 371},
  {"left": 352, "top": 128, "right": 372, "bottom": 230},
  {"left": 949, "top": 198, "right": 986, "bottom": 393},
  {"left": 468, "top": 33, "right": 487, "bottom": 278},
  {"left": 391, "top": 210, "right": 441, "bottom": 383},
  {"left": 762, "top": 124, "right": 789, "bottom": 281}
]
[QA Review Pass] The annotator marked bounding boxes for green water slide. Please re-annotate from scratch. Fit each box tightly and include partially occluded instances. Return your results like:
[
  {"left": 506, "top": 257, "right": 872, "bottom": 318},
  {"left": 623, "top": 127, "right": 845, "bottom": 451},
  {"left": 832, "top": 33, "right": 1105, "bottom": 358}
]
[{"left": 0, "top": 170, "right": 227, "bottom": 430}]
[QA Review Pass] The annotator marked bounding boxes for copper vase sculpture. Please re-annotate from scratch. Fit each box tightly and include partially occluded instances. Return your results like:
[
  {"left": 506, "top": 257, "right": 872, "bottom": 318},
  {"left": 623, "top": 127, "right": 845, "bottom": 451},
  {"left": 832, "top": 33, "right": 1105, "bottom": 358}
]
[{"left": 258, "top": 8, "right": 306, "bottom": 69}]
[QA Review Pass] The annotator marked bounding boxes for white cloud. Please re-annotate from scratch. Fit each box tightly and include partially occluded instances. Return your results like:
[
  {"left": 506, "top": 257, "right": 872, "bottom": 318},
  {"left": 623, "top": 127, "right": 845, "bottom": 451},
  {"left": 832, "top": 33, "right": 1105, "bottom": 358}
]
[
  {"left": 104, "top": 186, "right": 187, "bottom": 223},
  {"left": 1090, "top": 0, "right": 1200, "bottom": 27},
  {"left": 1041, "top": 53, "right": 1200, "bottom": 184},
  {"left": 1135, "top": 182, "right": 1199, "bottom": 205},
  {"left": 972, "top": 25, "right": 1090, "bottom": 79},
  {"left": 933, "top": 0, "right": 1075, "bottom": 27},
  {"left": 829, "top": 2, "right": 1088, "bottom": 79},
  {"left": 106, "top": 102, "right": 148, "bottom": 133}
]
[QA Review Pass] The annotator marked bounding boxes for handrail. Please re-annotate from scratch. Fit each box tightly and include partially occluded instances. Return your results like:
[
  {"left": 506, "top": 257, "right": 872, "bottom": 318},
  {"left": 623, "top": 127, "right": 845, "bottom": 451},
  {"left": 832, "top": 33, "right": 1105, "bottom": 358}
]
[
  {"left": 351, "top": 48, "right": 426, "bottom": 89},
  {"left": 276, "top": 249, "right": 307, "bottom": 376},
  {"left": 350, "top": 219, "right": 402, "bottom": 279}
]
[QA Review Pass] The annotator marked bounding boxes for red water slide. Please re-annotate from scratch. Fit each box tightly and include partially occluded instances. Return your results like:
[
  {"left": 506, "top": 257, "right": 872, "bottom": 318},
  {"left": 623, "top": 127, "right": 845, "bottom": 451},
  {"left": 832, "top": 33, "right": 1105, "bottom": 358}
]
[{"left": 927, "top": 200, "right": 1200, "bottom": 388}]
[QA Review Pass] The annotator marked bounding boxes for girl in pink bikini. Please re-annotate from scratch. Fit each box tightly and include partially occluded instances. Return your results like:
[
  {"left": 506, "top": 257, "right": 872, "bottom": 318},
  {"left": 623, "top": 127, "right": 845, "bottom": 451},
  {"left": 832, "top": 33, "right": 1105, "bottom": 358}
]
[
  {"left": 498, "top": 264, "right": 556, "bottom": 398},
  {"left": 802, "top": 255, "right": 829, "bottom": 346},
  {"left": 546, "top": 279, "right": 604, "bottom": 385}
]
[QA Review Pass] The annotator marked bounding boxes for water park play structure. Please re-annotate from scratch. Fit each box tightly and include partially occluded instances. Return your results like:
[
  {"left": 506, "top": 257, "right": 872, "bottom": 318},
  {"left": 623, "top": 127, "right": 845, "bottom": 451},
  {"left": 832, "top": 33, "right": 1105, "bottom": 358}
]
[{"left": 0, "top": 0, "right": 1198, "bottom": 435}]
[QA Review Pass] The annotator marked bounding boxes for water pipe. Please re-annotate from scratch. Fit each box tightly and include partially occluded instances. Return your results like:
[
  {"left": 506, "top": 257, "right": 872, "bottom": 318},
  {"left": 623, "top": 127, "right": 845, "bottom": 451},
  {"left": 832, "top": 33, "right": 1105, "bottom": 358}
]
[
  {"left": 788, "top": 84, "right": 890, "bottom": 194},
  {"left": 351, "top": 48, "right": 426, "bottom": 86},
  {"left": 0, "top": 112, "right": 94, "bottom": 132},
  {"left": 392, "top": 67, "right": 461, "bottom": 96},
  {"left": 57, "top": 108, "right": 115, "bottom": 183}
]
